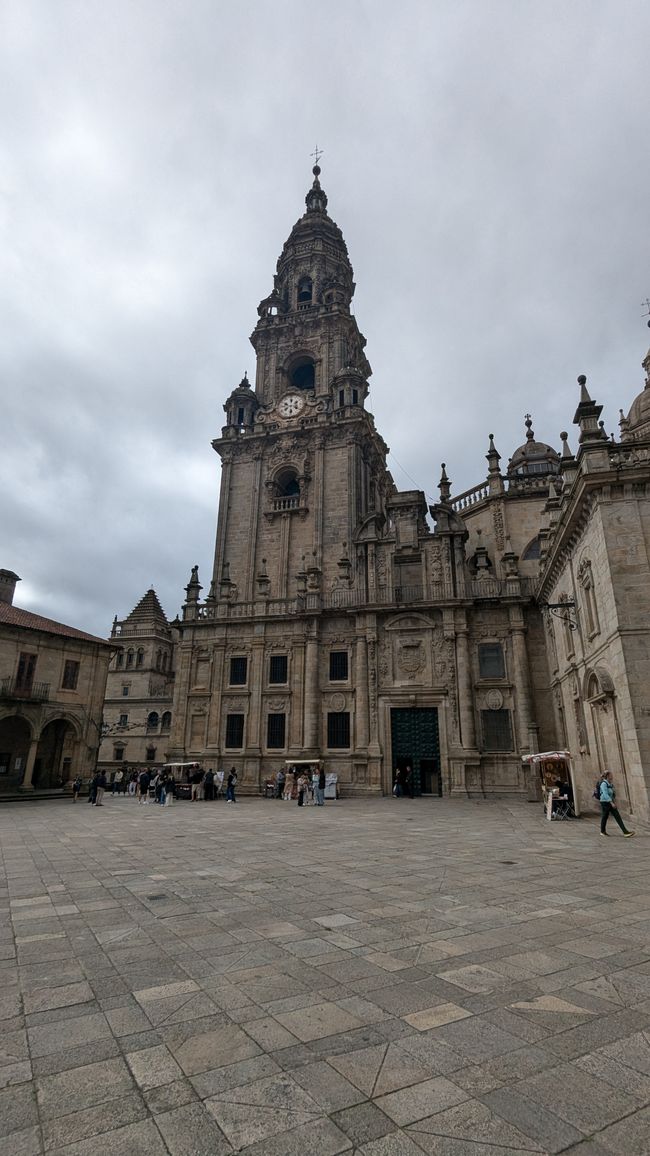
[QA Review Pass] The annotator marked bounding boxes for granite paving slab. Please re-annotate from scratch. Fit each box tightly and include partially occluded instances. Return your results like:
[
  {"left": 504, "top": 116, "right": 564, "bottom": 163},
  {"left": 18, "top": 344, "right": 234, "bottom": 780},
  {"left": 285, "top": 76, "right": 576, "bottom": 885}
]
[{"left": 3, "top": 796, "right": 650, "bottom": 1154}]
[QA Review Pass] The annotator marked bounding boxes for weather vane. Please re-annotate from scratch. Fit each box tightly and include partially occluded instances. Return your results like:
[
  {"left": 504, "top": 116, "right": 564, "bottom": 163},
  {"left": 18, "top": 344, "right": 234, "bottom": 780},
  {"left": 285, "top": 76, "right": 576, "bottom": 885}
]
[
  {"left": 642, "top": 298, "right": 650, "bottom": 328},
  {"left": 310, "top": 145, "right": 323, "bottom": 166}
]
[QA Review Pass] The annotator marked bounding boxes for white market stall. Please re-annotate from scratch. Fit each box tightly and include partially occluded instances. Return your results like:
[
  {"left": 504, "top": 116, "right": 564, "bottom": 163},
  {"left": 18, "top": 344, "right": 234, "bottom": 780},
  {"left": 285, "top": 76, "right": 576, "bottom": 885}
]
[{"left": 521, "top": 750, "right": 580, "bottom": 820}]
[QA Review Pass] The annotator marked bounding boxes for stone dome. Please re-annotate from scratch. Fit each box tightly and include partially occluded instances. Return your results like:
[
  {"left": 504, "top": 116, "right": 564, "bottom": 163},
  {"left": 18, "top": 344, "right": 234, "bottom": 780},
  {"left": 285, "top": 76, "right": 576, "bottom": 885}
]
[
  {"left": 507, "top": 416, "right": 560, "bottom": 476},
  {"left": 621, "top": 349, "right": 650, "bottom": 439}
]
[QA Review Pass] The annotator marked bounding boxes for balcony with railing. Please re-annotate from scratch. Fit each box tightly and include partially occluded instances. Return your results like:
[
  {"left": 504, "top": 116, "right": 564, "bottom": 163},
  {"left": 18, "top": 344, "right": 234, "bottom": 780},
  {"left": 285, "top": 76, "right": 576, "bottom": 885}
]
[
  {"left": 0, "top": 677, "right": 50, "bottom": 702},
  {"left": 190, "top": 574, "right": 535, "bottom": 621}
]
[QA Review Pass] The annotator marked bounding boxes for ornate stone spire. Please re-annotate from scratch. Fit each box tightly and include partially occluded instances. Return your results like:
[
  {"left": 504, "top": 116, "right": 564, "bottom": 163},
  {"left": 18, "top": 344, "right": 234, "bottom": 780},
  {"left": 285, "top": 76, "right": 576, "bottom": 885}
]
[
  {"left": 438, "top": 463, "right": 451, "bottom": 503},
  {"left": 305, "top": 163, "right": 328, "bottom": 214}
]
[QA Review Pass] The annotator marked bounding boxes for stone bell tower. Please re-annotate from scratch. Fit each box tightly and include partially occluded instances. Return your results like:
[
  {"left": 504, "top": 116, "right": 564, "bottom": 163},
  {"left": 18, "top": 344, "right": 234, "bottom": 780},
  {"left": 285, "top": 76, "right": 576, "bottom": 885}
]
[{"left": 210, "top": 163, "right": 390, "bottom": 608}]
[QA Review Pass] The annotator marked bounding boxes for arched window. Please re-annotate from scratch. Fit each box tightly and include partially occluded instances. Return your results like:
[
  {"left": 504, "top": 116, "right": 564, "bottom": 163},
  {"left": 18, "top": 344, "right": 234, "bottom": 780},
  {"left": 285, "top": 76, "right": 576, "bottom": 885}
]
[
  {"left": 147, "top": 711, "right": 159, "bottom": 732},
  {"left": 116, "top": 651, "right": 124, "bottom": 669},
  {"left": 126, "top": 649, "right": 134, "bottom": 668},
  {"left": 297, "top": 276, "right": 313, "bottom": 305},
  {"left": 162, "top": 652, "right": 168, "bottom": 672},
  {"left": 161, "top": 712, "right": 172, "bottom": 731},
  {"left": 290, "top": 356, "right": 315, "bottom": 390},
  {"left": 155, "top": 650, "right": 162, "bottom": 671},
  {"left": 522, "top": 536, "right": 541, "bottom": 560},
  {"left": 136, "top": 648, "right": 144, "bottom": 667},
  {"left": 276, "top": 468, "right": 300, "bottom": 498}
]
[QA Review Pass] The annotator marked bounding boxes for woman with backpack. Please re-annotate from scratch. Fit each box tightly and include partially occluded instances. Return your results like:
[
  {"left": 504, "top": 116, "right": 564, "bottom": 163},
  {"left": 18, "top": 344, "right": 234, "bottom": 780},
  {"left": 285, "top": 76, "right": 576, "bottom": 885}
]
[{"left": 598, "top": 772, "right": 634, "bottom": 838}]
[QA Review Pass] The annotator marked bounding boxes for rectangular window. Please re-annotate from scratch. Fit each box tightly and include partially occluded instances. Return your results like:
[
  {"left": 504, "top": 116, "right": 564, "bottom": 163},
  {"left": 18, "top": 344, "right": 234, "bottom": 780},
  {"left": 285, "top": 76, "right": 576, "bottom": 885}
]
[
  {"left": 118, "top": 713, "right": 128, "bottom": 727},
  {"left": 61, "top": 659, "right": 80, "bottom": 690},
  {"left": 329, "top": 651, "right": 349, "bottom": 681},
  {"left": 16, "top": 652, "right": 37, "bottom": 692},
  {"left": 229, "top": 656, "right": 248, "bottom": 685},
  {"left": 478, "top": 643, "right": 505, "bottom": 680},
  {"left": 225, "top": 713, "right": 245, "bottom": 749},
  {"left": 327, "top": 711, "right": 350, "bottom": 748},
  {"left": 481, "top": 709, "right": 513, "bottom": 751},
  {"left": 269, "top": 655, "right": 288, "bottom": 684},
  {"left": 267, "top": 713, "right": 286, "bottom": 749},
  {"left": 114, "top": 747, "right": 124, "bottom": 762},
  {"left": 122, "top": 685, "right": 129, "bottom": 696}
]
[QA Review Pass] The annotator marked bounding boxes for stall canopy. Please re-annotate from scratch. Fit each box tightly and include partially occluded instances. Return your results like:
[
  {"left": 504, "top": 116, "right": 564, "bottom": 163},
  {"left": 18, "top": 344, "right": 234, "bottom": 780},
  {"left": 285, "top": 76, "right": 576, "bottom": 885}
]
[{"left": 521, "top": 750, "right": 581, "bottom": 817}]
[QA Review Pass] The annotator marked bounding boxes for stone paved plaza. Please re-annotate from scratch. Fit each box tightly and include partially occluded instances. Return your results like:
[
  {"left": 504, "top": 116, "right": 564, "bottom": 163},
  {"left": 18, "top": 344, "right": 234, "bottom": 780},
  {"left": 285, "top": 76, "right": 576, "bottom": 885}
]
[{"left": 2, "top": 796, "right": 650, "bottom": 1156}]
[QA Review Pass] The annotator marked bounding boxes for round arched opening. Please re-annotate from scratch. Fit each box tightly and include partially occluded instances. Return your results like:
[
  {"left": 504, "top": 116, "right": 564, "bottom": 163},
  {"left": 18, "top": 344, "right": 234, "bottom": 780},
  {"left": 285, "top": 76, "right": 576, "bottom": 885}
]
[
  {"left": 34, "top": 718, "right": 78, "bottom": 789},
  {"left": 276, "top": 469, "right": 300, "bottom": 498},
  {"left": 290, "top": 357, "right": 315, "bottom": 391},
  {"left": 0, "top": 715, "right": 32, "bottom": 789}
]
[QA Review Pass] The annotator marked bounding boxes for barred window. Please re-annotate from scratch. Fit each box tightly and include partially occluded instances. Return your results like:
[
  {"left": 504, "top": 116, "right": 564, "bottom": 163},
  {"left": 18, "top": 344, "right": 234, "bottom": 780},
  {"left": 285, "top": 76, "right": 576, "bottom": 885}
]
[
  {"left": 269, "top": 655, "right": 288, "bottom": 684},
  {"left": 481, "top": 709, "right": 513, "bottom": 751},
  {"left": 267, "top": 713, "right": 286, "bottom": 749},
  {"left": 478, "top": 643, "right": 505, "bottom": 679},
  {"left": 329, "top": 651, "right": 349, "bottom": 681},
  {"left": 229, "top": 656, "right": 247, "bottom": 685},
  {"left": 327, "top": 711, "right": 350, "bottom": 748},
  {"left": 225, "top": 713, "right": 244, "bottom": 749}
]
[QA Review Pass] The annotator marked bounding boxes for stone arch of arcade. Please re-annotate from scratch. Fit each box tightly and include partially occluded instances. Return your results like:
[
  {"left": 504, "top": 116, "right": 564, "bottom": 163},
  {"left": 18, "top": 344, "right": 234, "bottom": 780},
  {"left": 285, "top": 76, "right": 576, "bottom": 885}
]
[{"left": 0, "top": 710, "right": 84, "bottom": 792}]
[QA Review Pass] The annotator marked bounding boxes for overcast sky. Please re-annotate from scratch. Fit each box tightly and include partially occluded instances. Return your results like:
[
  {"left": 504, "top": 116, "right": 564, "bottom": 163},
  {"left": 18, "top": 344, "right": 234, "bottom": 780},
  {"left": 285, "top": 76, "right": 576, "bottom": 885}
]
[{"left": 2, "top": 0, "right": 649, "bottom": 636}]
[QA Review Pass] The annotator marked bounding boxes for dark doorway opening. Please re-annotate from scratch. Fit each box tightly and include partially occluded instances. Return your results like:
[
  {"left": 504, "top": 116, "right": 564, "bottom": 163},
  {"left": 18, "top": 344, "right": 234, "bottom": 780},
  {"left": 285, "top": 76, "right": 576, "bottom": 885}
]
[{"left": 390, "top": 707, "right": 440, "bottom": 797}]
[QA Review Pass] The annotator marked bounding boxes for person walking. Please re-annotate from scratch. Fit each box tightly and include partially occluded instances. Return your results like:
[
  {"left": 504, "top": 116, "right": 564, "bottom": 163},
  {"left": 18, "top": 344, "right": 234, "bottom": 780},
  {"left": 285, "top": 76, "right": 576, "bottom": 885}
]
[
  {"left": 94, "top": 771, "right": 107, "bottom": 806},
  {"left": 128, "top": 770, "right": 138, "bottom": 797},
  {"left": 226, "top": 767, "right": 237, "bottom": 803},
  {"left": 276, "top": 768, "right": 285, "bottom": 799},
  {"left": 112, "top": 768, "right": 123, "bottom": 796},
  {"left": 72, "top": 776, "right": 82, "bottom": 802},
  {"left": 138, "top": 769, "right": 151, "bottom": 804},
  {"left": 315, "top": 765, "right": 326, "bottom": 806},
  {"left": 204, "top": 769, "right": 214, "bottom": 801},
  {"left": 599, "top": 771, "right": 634, "bottom": 837},
  {"left": 393, "top": 768, "right": 403, "bottom": 798}
]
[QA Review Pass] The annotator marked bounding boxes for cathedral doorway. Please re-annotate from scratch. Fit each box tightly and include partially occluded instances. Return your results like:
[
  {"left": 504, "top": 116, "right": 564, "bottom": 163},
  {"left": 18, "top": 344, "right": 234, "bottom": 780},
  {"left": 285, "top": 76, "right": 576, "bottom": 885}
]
[{"left": 390, "top": 708, "right": 440, "bottom": 797}]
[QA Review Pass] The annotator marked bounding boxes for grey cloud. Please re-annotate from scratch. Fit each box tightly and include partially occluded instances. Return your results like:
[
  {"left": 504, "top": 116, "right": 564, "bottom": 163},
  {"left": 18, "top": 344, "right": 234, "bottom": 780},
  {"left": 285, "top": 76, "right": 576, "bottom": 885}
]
[{"left": 2, "top": 0, "right": 649, "bottom": 633}]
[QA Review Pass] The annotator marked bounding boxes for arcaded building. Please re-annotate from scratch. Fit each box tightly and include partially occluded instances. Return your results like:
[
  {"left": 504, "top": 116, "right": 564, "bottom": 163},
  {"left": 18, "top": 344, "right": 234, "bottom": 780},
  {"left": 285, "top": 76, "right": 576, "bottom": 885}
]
[
  {"left": 0, "top": 569, "right": 113, "bottom": 791},
  {"left": 109, "top": 167, "right": 650, "bottom": 819}
]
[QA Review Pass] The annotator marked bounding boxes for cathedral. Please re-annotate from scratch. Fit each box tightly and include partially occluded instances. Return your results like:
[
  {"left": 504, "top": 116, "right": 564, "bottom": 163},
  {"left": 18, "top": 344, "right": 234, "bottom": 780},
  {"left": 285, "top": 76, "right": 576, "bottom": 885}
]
[{"left": 99, "top": 166, "right": 650, "bottom": 821}]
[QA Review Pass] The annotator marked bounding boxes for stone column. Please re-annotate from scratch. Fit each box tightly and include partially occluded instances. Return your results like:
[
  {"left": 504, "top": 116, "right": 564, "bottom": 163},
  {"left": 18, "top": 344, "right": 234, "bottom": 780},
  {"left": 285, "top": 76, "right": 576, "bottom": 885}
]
[
  {"left": 509, "top": 607, "right": 533, "bottom": 754},
  {"left": 247, "top": 642, "right": 264, "bottom": 755},
  {"left": 19, "top": 738, "right": 39, "bottom": 791},
  {"left": 455, "top": 622, "right": 476, "bottom": 749},
  {"left": 290, "top": 640, "right": 305, "bottom": 748},
  {"left": 355, "top": 634, "right": 369, "bottom": 750},
  {"left": 303, "top": 629, "right": 320, "bottom": 751}
]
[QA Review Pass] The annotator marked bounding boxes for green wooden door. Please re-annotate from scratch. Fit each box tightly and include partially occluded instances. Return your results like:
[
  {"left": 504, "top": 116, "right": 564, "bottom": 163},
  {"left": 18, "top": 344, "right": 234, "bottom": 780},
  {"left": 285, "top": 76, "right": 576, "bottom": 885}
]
[{"left": 390, "top": 708, "right": 440, "bottom": 796}]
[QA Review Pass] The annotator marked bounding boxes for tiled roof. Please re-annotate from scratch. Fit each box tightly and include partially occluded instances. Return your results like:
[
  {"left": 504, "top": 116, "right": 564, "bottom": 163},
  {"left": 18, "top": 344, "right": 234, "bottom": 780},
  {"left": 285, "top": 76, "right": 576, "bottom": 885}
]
[{"left": 0, "top": 602, "right": 112, "bottom": 646}]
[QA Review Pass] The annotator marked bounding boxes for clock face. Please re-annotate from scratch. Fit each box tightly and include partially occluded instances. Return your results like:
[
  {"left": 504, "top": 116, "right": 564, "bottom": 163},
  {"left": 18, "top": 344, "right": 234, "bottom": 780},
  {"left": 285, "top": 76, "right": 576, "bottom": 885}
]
[{"left": 278, "top": 393, "right": 305, "bottom": 418}]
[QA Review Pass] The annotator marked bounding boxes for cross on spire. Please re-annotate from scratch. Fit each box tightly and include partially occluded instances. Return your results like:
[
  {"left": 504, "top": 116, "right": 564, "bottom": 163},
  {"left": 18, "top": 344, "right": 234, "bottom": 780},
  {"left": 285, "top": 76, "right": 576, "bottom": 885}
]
[
  {"left": 642, "top": 298, "right": 650, "bottom": 326},
  {"left": 310, "top": 144, "right": 323, "bottom": 166}
]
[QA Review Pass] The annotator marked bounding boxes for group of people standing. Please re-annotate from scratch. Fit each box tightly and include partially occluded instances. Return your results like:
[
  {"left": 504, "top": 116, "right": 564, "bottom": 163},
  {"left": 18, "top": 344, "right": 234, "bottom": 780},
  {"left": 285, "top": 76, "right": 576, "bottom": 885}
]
[{"left": 273, "top": 765, "right": 327, "bottom": 806}]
